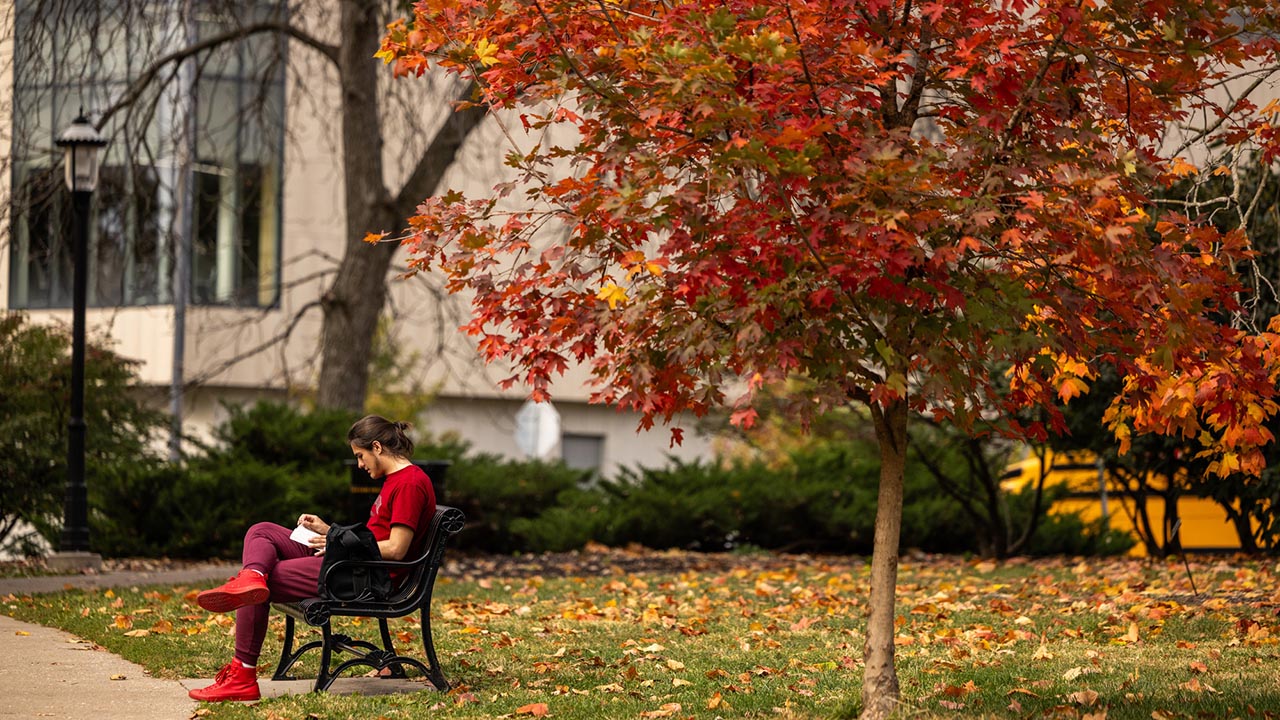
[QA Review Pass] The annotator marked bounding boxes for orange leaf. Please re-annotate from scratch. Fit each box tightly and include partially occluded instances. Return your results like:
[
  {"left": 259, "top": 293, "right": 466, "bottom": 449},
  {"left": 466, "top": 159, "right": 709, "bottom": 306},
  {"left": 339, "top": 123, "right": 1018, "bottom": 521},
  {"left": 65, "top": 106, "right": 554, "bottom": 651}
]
[{"left": 516, "top": 703, "right": 549, "bottom": 717}]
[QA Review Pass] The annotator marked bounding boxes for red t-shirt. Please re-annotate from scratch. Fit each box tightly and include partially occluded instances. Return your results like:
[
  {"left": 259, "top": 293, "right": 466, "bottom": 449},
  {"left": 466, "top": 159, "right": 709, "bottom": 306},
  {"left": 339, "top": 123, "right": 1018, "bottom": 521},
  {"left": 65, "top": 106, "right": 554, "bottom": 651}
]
[{"left": 365, "top": 464, "right": 437, "bottom": 564}]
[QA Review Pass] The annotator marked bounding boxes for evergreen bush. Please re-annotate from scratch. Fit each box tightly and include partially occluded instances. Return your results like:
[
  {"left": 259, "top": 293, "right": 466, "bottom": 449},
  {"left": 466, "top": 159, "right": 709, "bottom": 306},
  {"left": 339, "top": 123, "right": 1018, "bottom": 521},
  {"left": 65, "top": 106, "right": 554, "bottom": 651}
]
[{"left": 0, "top": 313, "right": 168, "bottom": 555}]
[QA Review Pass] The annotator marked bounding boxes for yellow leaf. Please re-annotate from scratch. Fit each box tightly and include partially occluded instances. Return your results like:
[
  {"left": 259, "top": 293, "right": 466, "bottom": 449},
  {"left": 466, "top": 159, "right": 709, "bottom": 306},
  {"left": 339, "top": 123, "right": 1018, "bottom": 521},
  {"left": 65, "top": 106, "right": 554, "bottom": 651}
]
[
  {"left": 123, "top": 629, "right": 150, "bottom": 638},
  {"left": 1122, "top": 150, "right": 1138, "bottom": 176},
  {"left": 596, "top": 283, "right": 629, "bottom": 310},
  {"left": 14, "top": 631, "right": 30, "bottom": 636},
  {"left": 475, "top": 38, "right": 500, "bottom": 67},
  {"left": 374, "top": 47, "right": 396, "bottom": 65}
]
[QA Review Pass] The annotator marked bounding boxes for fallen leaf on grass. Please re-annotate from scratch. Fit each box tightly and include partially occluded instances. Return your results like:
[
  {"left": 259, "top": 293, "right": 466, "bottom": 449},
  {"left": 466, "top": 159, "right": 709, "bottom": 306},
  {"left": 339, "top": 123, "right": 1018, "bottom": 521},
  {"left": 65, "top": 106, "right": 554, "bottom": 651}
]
[
  {"left": 639, "top": 703, "right": 682, "bottom": 718},
  {"left": 1063, "top": 666, "right": 1099, "bottom": 681},
  {"left": 1189, "top": 661, "right": 1208, "bottom": 674},
  {"left": 1178, "top": 678, "right": 1219, "bottom": 694},
  {"left": 943, "top": 680, "right": 979, "bottom": 697},
  {"left": 1067, "top": 689, "right": 1099, "bottom": 706},
  {"left": 516, "top": 702, "right": 549, "bottom": 717},
  {"left": 122, "top": 629, "right": 150, "bottom": 638},
  {"left": 1007, "top": 688, "right": 1040, "bottom": 698}
]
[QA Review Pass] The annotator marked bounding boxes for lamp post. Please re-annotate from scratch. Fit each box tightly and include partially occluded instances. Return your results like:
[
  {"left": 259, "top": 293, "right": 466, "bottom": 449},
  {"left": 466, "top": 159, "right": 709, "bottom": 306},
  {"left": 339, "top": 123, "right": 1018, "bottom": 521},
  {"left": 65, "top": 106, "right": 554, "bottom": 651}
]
[{"left": 51, "top": 114, "right": 107, "bottom": 571}]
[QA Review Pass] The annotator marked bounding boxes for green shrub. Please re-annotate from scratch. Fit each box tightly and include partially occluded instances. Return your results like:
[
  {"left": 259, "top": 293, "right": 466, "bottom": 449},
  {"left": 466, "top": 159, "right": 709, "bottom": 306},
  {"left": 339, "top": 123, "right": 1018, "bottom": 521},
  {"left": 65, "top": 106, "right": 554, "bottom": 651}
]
[
  {"left": 0, "top": 313, "right": 168, "bottom": 554},
  {"left": 1025, "top": 512, "right": 1136, "bottom": 557},
  {"left": 509, "top": 438, "right": 986, "bottom": 556},
  {"left": 81, "top": 396, "right": 1120, "bottom": 560},
  {"left": 89, "top": 401, "right": 353, "bottom": 558},
  {"left": 441, "top": 449, "right": 590, "bottom": 553}
]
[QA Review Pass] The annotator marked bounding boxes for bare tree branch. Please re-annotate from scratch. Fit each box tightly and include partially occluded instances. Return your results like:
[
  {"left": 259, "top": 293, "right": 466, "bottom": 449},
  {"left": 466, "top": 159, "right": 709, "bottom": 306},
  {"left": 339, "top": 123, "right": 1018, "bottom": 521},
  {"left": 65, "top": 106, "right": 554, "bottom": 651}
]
[
  {"left": 99, "top": 19, "right": 339, "bottom": 129},
  {"left": 392, "top": 81, "right": 488, "bottom": 218}
]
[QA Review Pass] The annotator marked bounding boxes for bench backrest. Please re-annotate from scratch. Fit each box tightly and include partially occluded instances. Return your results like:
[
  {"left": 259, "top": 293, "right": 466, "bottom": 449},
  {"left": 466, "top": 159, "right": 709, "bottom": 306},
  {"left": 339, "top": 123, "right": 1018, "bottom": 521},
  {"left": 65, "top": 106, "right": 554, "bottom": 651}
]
[{"left": 382, "top": 504, "right": 466, "bottom": 608}]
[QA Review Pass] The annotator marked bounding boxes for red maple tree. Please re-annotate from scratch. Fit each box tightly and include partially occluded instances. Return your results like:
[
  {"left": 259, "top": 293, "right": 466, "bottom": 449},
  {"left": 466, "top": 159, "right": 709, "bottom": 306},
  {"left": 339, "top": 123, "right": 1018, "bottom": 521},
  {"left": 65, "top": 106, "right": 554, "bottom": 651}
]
[{"left": 381, "top": 1, "right": 1280, "bottom": 715}]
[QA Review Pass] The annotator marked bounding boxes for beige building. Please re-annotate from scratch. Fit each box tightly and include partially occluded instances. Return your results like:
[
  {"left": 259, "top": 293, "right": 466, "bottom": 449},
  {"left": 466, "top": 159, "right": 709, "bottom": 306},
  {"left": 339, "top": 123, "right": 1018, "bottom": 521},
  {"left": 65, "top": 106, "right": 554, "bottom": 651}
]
[{"left": 1, "top": 0, "right": 716, "bottom": 478}]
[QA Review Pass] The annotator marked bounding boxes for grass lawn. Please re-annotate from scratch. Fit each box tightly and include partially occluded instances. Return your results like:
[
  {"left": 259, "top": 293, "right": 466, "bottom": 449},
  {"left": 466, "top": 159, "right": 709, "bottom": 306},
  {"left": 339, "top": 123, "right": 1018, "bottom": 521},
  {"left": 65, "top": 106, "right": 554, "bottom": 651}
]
[{"left": 3, "top": 551, "right": 1279, "bottom": 719}]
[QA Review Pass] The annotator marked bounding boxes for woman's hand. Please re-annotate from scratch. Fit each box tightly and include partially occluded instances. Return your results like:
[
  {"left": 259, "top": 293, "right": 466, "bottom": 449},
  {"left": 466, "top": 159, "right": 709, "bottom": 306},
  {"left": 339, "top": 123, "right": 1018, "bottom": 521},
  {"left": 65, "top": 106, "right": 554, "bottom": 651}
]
[{"left": 297, "top": 513, "right": 330, "bottom": 554}]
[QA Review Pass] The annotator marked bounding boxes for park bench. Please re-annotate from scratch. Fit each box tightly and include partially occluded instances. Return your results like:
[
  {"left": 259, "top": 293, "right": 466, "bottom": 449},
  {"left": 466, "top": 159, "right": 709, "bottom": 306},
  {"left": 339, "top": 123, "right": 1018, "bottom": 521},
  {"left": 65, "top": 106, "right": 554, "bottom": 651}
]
[{"left": 270, "top": 504, "right": 466, "bottom": 692}]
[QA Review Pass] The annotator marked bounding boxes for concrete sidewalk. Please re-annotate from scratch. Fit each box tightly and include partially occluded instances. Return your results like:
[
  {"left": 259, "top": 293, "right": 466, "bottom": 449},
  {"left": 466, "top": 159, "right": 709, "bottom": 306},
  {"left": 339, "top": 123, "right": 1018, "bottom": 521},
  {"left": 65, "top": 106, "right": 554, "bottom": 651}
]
[{"left": 0, "top": 566, "right": 433, "bottom": 719}]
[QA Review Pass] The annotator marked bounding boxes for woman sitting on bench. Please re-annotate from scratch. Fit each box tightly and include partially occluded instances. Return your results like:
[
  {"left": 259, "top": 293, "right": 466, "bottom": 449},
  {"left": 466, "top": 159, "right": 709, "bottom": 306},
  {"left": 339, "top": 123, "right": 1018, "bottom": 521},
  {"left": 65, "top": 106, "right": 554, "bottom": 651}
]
[{"left": 189, "top": 415, "right": 437, "bottom": 702}]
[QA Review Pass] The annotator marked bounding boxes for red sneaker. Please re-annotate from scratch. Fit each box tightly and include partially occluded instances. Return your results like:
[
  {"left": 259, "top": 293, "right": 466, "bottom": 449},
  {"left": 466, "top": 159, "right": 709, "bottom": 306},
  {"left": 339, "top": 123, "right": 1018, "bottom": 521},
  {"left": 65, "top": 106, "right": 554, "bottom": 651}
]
[
  {"left": 197, "top": 569, "right": 269, "bottom": 613},
  {"left": 188, "top": 662, "right": 260, "bottom": 702}
]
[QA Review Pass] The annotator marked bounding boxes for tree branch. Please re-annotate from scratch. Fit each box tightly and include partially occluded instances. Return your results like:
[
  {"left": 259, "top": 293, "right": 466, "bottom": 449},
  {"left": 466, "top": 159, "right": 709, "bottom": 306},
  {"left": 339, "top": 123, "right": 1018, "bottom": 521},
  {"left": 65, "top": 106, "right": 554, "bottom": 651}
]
[
  {"left": 392, "top": 81, "right": 489, "bottom": 218},
  {"left": 98, "top": 20, "right": 339, "bottom": 129},
  {"left": 182, "top": 299, "right": 323, "bottom": 390}
]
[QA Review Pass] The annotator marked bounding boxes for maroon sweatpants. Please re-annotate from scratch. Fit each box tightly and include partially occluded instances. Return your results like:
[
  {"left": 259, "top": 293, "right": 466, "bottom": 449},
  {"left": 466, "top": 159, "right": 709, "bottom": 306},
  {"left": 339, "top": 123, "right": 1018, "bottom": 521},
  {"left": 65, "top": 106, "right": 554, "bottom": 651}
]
[{"left": 234, "top": 522, "right": 324, "bottom": 666}]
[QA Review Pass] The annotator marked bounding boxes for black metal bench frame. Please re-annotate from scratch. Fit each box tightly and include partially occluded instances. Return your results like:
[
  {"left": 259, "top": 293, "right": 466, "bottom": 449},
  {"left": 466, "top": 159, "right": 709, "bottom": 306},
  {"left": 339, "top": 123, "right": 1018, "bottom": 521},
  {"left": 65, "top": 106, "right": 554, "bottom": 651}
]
[{"left": 271, "top": 505, "right": 465, "bottom": 692}]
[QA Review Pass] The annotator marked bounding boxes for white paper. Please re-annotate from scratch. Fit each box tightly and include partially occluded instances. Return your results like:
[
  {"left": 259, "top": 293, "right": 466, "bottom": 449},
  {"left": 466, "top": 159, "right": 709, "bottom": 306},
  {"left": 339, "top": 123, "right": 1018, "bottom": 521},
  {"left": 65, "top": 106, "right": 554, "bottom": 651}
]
[{"left": 290, "top": 524, "right": 322, "bottom": 547}]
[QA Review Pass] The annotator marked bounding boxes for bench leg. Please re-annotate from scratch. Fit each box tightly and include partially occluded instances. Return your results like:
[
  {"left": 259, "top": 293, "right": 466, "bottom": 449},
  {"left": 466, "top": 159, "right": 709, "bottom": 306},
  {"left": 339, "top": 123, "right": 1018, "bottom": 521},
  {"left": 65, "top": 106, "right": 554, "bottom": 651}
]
[
  {"left": 272, "top": 614, "right": 324, "bottom": 681},
  {"left": 420, "top": 607, "right": 449, "bottom": 691},
  {"left": 314, "top": 622, "right": 336, "bottom": 692},
  {"left": 378, "top": 619, "right": 408, "bottom": 679}
]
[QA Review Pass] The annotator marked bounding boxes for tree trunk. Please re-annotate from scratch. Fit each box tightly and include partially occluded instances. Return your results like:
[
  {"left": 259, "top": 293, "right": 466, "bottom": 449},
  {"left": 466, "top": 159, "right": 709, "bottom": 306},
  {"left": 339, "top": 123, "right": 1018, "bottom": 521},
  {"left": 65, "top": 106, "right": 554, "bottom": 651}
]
[
  {"left": 315, "top": 4, "right": 489, "bottom": 413},
  {"left": 316, "top": 0, "right": 396, "bottom": 412},
  {"left": 861, "top": 399, "right": 908, "bottom": 720}
]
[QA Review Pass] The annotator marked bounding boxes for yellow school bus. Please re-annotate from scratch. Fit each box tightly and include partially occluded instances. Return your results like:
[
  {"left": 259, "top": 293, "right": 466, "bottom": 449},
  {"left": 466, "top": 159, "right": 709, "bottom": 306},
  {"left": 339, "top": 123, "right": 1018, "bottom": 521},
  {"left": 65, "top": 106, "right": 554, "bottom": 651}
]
[{"left": 1000, "top": 449, "right": 1247, "bottom": 556}]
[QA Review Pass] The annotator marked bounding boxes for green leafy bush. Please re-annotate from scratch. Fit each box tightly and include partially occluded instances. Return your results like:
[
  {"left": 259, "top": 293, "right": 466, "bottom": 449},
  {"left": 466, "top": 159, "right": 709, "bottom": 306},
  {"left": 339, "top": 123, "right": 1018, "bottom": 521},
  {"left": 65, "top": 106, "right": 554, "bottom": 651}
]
[
  {"left": 509, "top": 438, "right": 985, "bottom": 555},
  {"left": 0, "top": 313, "right": 168, "bottom": 555},
  {"left": 1024, "top": 512, "right": 1136, "bottom": 557},
  {"left": 82, "top": 397, "right": 1125, "bottom": 560},
  {"left": 439, "top": 448, "right": 590, "bottom": 553},
  {"left": 89, "top": 402, "right": 354, "bottom": 558}
]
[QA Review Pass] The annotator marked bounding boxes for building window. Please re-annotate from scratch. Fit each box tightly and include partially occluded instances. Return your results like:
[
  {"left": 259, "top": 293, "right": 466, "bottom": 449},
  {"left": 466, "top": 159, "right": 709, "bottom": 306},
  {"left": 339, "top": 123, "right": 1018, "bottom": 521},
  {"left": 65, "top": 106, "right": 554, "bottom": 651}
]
[
  {"left": 7, "top": 0, "right": 285, "bottom": 310},
  {"left": 562, "top": 433, "right": 605, "bottom": 473}
]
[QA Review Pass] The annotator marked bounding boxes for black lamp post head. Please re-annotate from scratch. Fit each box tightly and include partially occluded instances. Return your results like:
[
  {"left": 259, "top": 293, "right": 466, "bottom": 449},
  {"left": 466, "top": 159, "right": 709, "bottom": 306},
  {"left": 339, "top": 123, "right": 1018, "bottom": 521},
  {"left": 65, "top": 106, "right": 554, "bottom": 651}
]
[{"left": 56, "top": 115, "right": 108, "bottom": 192}]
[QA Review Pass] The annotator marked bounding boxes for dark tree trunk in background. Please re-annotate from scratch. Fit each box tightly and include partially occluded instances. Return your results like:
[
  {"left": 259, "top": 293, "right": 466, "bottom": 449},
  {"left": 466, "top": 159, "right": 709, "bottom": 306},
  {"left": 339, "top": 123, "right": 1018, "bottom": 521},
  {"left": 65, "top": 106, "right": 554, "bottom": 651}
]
[{"left": 316, "top": 0, "right": 486, "bottom": 412}]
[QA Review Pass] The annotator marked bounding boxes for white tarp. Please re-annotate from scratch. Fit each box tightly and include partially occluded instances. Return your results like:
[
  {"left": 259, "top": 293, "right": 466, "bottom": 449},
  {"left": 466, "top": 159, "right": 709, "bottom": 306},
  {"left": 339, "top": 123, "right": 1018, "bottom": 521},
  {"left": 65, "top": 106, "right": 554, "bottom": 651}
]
[{"left": 514, "top": 400, "right": 560, "bottom": 459}]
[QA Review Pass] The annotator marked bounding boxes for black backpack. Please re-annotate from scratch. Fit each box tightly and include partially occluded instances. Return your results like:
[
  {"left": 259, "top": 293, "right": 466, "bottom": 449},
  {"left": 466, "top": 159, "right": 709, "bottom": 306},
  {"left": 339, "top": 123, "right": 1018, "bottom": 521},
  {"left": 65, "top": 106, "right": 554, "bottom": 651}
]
[{"left": 318, "top": 523, "right": 392, "bottom": 602}]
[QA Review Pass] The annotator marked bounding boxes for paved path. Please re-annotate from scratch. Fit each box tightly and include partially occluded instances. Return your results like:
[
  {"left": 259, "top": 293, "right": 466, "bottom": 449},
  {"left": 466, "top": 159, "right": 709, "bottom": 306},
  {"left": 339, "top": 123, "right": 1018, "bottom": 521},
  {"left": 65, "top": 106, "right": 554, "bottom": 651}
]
[
  {"left": 0, "top": 566, "right": 430, "bottom": 719},
  {"left": 0, "top": 613, "right": 196, "bottom": 720}
]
